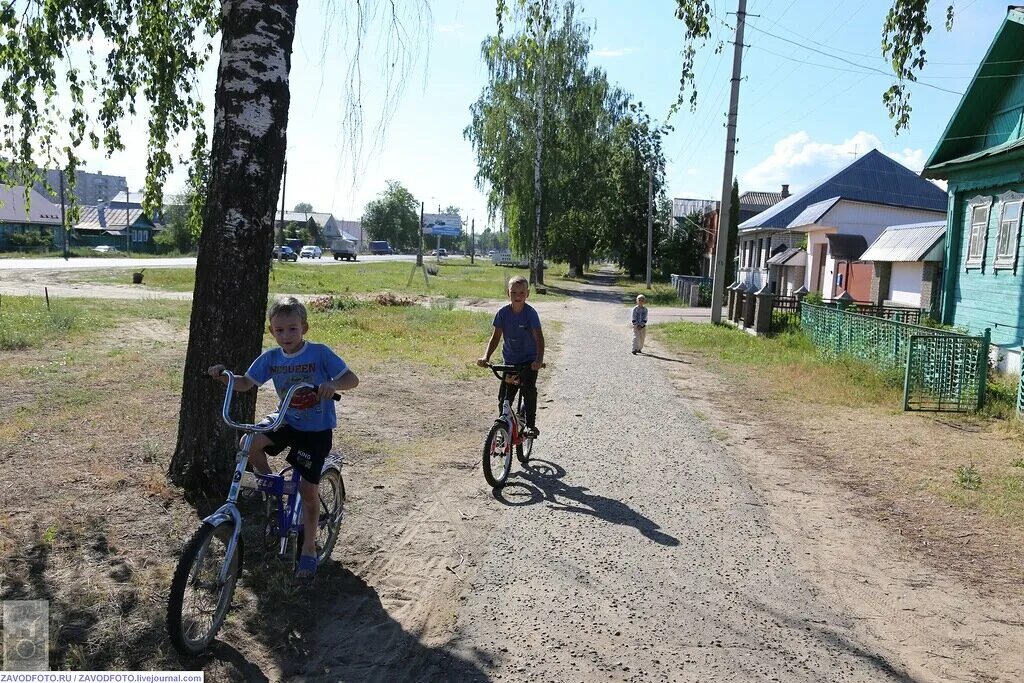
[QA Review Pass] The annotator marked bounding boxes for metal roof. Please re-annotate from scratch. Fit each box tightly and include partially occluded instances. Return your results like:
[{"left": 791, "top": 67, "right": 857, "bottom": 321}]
[
  {"left": 787, "top": 196, "right": 842, "bottom": 229},
  {"left": 766, "top": 247, "right": 807, "bottom": 266},
  {"left": 739, "top": 190, "right": 787, "bottom": 209},
  {"left": 74, "top": 205, "right": 153, "bottom": 231},
  {"left": 860, "top": 221, "right": 946, "bottom": 262},
  {"left": 825, "top": 234, "right": 869, "bottom": 261},
  {"left": 739, "top": 149, "right": 948, "bottom": 232}
]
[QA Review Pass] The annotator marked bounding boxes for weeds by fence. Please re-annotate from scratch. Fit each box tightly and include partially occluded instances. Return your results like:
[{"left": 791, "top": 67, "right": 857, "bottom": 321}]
[{"left": 801, "top": 303, "right": 988, "bottom": 412}]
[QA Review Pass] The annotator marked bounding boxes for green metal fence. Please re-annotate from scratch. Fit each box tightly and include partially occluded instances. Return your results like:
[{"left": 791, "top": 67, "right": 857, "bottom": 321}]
[
  {"left": 801, "top": 303, "right": 988, "bottom": 412},
  {"left": 1017, "top": 350, "right": 1024, "bottom": 419}
]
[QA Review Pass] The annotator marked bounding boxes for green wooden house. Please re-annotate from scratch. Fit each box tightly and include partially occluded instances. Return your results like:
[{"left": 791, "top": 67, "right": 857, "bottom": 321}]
[{"left": 923, "top": 5, "right": 1024, "bottom": 372}]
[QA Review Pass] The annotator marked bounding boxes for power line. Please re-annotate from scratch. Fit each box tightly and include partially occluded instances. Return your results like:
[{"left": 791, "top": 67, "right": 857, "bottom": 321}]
[{"left": 743, "top": 22, "right": 963, "bottom": 96}]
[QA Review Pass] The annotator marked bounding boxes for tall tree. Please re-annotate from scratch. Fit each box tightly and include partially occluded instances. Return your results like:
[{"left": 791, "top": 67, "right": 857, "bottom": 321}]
[
  {"left": 725, "top": 178, "right": 739, "bottom": 285},
  {"left": 0, "top": 1, "right": 427, "bottom": 497},
  {"left": 469, "top": 1, "right": 614, "bottom": 279},
  {"left": 293, "top": 201, "right": 314, "bottom": 213},
  {"left": 362, "top": 180, "right": 420, "bottom": 251}
]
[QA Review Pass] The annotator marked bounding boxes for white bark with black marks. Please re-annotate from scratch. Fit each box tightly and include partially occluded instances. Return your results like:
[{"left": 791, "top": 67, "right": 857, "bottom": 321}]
[{"left": 170, "top": 0, "right": 299, "bottom": 498}]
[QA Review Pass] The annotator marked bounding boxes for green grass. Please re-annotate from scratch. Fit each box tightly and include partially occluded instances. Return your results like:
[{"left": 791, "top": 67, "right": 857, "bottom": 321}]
[
  {"left": 0, "top": 295, "right": 191, "bottom": 350},
  {"left": 655, "top": 322, "right": 904, "bottom": 406},
  {"left": 941, "top": 468, "right": 1024, "bottom": 524},
  {"left": 77, "top": 259, "right": 577, "bottom": 300},
  {"left": 0, "top": 248, "right": 183, "bottom": 259}
]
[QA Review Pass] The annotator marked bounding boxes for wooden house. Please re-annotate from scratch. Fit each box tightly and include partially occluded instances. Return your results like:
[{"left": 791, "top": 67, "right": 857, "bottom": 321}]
[{"left": 922, "top": 5, "right": 1024, "bottom": 371}]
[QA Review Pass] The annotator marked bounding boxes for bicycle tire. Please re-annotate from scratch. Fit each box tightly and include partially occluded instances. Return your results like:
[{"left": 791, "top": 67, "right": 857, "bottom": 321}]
[
  {"left": 295, "top": 468, "right": 346, "bottom": 566},
  {"left": 483, "top": 421, "right": 512, "bottom": 488},
  {"left": 167, "top": 519, "right": 242, "bottom": 655}
]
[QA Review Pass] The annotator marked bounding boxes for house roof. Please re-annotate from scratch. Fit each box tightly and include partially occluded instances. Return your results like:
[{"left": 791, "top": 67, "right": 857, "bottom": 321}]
[
  {"left": 766, "top": 247, "right": 807, "bottom": 266},
  {"left": 739, "top": 190, "right": 787, "bottom": 209},
  {"left": 281, "top": 211, "right": 334, "bottom": 226},
  {"left": 109, "top": 190, "right": 144, "bottom": 206},
  {"left": 74, "top": 206, "right": 154, "bottom": 231},
  {"left": 787, "top": 196, "right": 842, "bottom": 229},
  {"left": 0, "top": 185, "right": 62, "bottom": 224},
  {"left": 923, "top": 6, "right": 1024, "bottom": 176},
  {"left": 826, "top": 233, "right": 869, "bottom": 261},
  {"left": 739, "top": 149, "right": 948, "bottom": 232},
  {"left": 860, "top": 221, "right": 946, "bottom": 262}
]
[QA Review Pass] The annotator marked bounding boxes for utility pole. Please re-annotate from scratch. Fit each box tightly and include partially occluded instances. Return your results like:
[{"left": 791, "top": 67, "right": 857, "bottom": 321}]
[
  {"left": 60, "top": 170, "right": 68, "bottom": 260},
  {"left": 124, "top": 181, "right": 131, "bottom": 256},
  {"left": 471, "top": 217, "right": 475, "bottom": 264},
  {"left": 416, "top": 201, "right": 424, "bottom": 266},
  {"left": 531, "top": 0, "right": 550, "bottom": 288},
  {"left": 646, "top": 164, "right": 653, "bottom": 289},
  {"left": 710, "top": 0, "right": 747, "bottom": 324}
]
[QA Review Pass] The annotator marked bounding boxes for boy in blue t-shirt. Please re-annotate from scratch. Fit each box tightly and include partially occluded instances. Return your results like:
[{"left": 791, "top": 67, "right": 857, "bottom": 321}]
[
  {"left": 476, "top": 275, "right": 545, "bottom": 437},
  {"left": 208, "top": 296, "right": 359, "bottom": 579}
]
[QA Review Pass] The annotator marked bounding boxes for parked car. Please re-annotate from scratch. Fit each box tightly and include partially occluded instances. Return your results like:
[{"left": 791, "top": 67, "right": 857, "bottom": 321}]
[
  {"left": 331, "top": 239, "right": 358, "bottom": 261},
  {"left": 369, "top": 240, "right": 394, "bottom": 255},
  {"left": 272, "top": 245, "right": 298, "bottom": 261},
  {"left": 91, "top": 245, "right": 118, "bottom": 253},
  {"left": 299, "top": 245, "right": 323, "bottom": 259},
  {"left": 430, "top": 248, "right": 448, "bottom": 257}
]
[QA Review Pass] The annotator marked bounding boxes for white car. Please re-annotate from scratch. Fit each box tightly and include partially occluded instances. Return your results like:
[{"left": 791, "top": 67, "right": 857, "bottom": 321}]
[
  {"left": 299, "top": 245, "right": 322, "bottom": 259},
  {"left": 91, "top": 245, "right": 117, "bottom": 253}
]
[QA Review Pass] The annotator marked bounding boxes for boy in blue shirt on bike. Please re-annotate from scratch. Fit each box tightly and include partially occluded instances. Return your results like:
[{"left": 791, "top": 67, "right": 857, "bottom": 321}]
[
  {"left": 476, "top": 275, "right": 545, "bottom": 437},
  {"left": 209, "top": 295, "right": 359, "bottom": 580}
]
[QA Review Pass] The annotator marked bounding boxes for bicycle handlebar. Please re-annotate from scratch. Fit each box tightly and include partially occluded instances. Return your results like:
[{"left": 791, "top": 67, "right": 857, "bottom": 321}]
[
  {"left": 217, "top": 371, "right": 340, "bottom": 432},
  {"left": 487, "top": 361, "right": 546, "bottom": 382}
]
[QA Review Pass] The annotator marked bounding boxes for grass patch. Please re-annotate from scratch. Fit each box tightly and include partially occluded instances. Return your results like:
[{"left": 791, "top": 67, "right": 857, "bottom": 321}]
[
  {"left": 980, "top": 371, "right": 1019, "bottom": 420},
  {"left": 0, "top": 296, "right": 190, "bottom": 350},
  {"left": 616, "top": 280, "right": 682, "bottom": 307},
  {"left": 654, "top": 322, "right": 903, "bottom": 407},
  {"left": 954, "top": 463, "right": 982, "bottom": 490},
  {"left": 76, "top": 260, "right": 576, "bottom": 300}
]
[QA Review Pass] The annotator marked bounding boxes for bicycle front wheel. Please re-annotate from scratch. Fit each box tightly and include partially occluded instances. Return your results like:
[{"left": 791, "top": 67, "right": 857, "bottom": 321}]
[
  {"left": 297, "top": 468, "right": 346, "bottom": 566},
  {"left": 483, "top": 421, "right": 513, "bottom": 488},
  {"left": 167, "top": 519, "right": 242, "bottom": 656}
]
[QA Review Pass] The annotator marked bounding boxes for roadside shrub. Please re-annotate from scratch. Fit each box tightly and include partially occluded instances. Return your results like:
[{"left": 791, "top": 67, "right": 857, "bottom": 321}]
[{"left": 805, "top": 291, "right": 823, "bottom": 305}]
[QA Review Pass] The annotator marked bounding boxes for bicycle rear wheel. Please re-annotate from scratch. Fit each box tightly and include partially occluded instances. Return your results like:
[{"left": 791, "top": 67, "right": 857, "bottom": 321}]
[
  {"left": 483, "top": 421, "right": 512, "bottom": 488},
  {"left": 296, "top": 468, "right": 346, "bottom": 566},
  {"left": 167, "top": 519, "right": 242, "bottom": 655}
]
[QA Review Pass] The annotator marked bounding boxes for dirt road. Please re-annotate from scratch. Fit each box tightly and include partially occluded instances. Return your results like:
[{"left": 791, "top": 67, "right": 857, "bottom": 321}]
[{"left": 294, "top": 273, "right": 1022, "bottom": 682}]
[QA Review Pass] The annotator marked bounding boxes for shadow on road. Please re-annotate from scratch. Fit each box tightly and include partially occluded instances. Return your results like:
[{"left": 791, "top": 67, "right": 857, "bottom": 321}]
[
  {"left": 638, "top": 351, "right": 690, "bottom": 364},
  {"left": 500, "top": 459, "right": 680, "bottom": 547}
]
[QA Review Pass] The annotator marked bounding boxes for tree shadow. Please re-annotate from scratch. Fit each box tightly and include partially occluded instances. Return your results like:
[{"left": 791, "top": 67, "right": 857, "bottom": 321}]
[
  {"left": 507, "top": 459, "right": 680, "bottom": 546},
  {"left": 756, "top": 601, "right": 918, "bottom": 681},
  {"left": 541, "top": 281, "right": 628, "bottom": 305}
]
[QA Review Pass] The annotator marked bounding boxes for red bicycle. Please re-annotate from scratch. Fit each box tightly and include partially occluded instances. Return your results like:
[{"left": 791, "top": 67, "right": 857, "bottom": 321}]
[{"left": 482, "top": 363, "right": 541, "bottom": 488}]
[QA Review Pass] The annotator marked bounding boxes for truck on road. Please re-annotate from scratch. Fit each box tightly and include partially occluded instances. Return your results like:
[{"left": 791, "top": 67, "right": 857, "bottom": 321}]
[{"left": 331, "top": 238, "right": 358, "bottom": 261}]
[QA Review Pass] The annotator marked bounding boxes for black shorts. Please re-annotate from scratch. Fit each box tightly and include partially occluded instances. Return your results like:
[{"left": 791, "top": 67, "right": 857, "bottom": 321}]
[{"left": 263, "top": 424, "right": 332, "bottom": 485}]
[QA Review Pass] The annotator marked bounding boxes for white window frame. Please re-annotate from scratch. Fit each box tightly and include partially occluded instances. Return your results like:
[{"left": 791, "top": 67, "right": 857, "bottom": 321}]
[
  {"left": 994, "top": 191, "right": 1023, "bottom": 271},
  {"left": 965, "top": 196, "right": 990, "bottom": 270}
]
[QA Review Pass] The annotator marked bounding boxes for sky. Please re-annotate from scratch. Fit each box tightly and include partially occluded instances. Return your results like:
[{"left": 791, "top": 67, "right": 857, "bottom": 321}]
[{"left": 66, "top": 0, "right": 1009, "bottom": 231}]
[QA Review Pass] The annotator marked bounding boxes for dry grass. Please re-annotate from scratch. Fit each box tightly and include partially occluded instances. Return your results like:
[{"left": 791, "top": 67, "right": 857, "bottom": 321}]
[{"left": 0, "top": 295, "right": 497, "bottom": 672}]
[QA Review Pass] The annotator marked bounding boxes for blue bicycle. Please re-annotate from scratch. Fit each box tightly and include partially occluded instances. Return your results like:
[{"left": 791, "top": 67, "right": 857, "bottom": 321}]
[{"left": 167, "top": 373, "right": 345, "bottom": 655}]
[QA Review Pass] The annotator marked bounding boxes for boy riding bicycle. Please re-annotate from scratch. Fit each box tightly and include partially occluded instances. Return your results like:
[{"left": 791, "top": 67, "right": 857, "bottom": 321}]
[
  {"left": 208, "top": 295, "right": 359, "bottom": 580},
  {"left": 476, "top": 275, "right": 545, "bottom": 437}
]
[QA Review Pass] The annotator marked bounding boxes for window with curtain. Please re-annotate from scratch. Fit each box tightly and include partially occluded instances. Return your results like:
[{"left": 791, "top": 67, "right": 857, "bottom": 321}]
[{"left": 994, "top": 195, "right": 1022, "bottom": 270}]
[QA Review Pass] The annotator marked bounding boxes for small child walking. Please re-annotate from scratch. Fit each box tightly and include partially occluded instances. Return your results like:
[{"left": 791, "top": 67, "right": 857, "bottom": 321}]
[{"left": 631, "top": 294, "right": 648, "bottom": 355}]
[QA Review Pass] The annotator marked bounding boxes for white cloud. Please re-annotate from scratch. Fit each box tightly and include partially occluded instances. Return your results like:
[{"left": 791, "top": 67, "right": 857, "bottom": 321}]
[
  {"left": 739, "top": 131, "right": 929, "bottom": 193},
  {"left": 593, "top": 47, "right": 636, "bottom": 58},
  {"left": 437, "top": 22, "right": 464, "bottom": 34}
]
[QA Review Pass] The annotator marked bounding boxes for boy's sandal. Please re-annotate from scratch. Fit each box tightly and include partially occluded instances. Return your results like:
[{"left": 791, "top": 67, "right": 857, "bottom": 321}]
[{"left": 295, "top": 553, "right": 318, "bottom": 581}]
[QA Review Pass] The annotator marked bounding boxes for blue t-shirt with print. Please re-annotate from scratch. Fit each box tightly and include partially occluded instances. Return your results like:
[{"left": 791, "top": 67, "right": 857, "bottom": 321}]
[
  {"left": 493, "top": 303, "right": 542, "bottom": 364},
  {"left": 245, "top": 341, "right": 348, "bottom": 432}
]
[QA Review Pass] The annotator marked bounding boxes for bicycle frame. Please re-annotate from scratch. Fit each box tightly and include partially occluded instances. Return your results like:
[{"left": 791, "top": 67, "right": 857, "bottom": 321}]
[{"left": 202, "top": 373, "right": 319, "bottom": 582}]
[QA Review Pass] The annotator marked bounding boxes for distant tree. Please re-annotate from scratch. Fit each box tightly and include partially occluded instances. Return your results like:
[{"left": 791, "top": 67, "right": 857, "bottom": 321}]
[
  {"left": 362, "top": 181, "right": 420, "bottom": 251},
  {"left": 725, "top": 178, "right": 739, "bottom": 285},
  {"left": 293, "top": 202, "right": 313, "bottom": 213},
  {"left": 659, "top": 207, "right": 703, "bottom": 279}
]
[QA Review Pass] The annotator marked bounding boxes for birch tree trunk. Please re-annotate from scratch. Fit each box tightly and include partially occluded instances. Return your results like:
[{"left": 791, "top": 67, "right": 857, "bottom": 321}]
[{"left": 169, "top": 0, "right": 298, "bottom": 498}]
